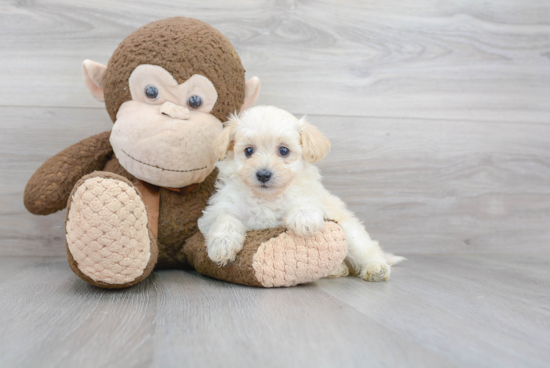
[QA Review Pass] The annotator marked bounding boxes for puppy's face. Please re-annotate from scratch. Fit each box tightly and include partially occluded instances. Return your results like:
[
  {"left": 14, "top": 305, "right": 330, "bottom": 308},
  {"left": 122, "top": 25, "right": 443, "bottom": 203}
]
[
  {"left": 213, "top": 106, "right": 331, "bottom": 198},
  {"left": 233, "top": 121, "right": 302, "bottom": 198}
]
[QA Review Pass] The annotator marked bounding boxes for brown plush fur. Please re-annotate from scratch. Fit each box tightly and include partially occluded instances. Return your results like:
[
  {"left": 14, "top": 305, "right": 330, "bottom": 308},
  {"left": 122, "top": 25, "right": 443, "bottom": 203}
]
[
  {"left": 24, "top": 131, "right": 113, "bottom": 215},
  {"left": 103, "top": 17, "right": 245, "bottom": 123},
  {"left": 157, "top": 170, "right": 218, "bottom": 267}
]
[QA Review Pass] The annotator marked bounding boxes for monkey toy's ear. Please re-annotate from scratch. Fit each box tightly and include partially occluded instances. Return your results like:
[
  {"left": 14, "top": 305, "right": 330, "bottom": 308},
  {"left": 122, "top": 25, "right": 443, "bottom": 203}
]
[
  {"left": 240, "top": 76, "right": 260, "bottom": 112},
  {"left": 82, "top": 59, "right": 107, "bottom": 102}
]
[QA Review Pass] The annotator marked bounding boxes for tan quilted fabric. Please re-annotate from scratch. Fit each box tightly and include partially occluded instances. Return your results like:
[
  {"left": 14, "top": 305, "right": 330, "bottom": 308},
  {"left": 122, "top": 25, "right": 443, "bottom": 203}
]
[
  {"left": 66, "top": 176, "right": 151, "bottom": 284},
  {"left": 252, "top": 222, "right": 348, "bottom": 287}
]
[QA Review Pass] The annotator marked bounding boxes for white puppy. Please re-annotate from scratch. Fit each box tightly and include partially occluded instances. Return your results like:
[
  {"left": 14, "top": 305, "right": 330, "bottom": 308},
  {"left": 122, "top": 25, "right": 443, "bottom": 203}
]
[{"left": 198, "top": 106, "right": 404, "bottom": 281}]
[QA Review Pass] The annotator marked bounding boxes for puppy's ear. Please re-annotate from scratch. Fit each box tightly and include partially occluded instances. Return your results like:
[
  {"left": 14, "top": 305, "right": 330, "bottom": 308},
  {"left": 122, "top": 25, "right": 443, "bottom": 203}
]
[
  {"left": 213, "top": 119, "right": 236, "bottom": 160},
  {"left": 300, "top": 118, "right": 331, "bottom": 163}
]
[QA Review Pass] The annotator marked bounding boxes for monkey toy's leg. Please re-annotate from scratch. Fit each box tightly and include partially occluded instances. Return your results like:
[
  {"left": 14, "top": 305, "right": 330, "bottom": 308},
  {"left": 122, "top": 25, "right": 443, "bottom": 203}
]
[
  {"left": 180, "top": 222, "right": 348, "bottom": 288},
  {"left": 64, "top": 170, "right": 347, "bottom": 288},
  {"left": 65, "top": 172, "right": 158, "bottom": 288}
]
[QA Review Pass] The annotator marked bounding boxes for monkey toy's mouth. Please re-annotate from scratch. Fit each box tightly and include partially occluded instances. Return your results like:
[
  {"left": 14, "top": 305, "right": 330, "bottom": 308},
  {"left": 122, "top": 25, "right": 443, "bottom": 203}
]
[
  {"left": 110, "top": 100, "right": 223, "bottom": 188},
  {"left": 121, "top": 149, "right": 207, "bottom": 173}
]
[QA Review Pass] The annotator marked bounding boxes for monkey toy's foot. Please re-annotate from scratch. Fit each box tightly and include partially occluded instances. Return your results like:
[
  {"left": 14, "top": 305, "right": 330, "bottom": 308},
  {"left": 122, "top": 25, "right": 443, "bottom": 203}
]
[
  {"left": 65, "top": 172, "right": 158, "bottom": 288},
  {"left": 183, "top": 221, "right": 348, "bottom": 288},
  {"left": 250, "top": 222, "right": 348, "bottom": 287}
]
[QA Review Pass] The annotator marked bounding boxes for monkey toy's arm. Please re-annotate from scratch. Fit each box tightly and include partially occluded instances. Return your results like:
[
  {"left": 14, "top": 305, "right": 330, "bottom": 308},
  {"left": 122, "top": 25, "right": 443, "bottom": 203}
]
[{"left": 24, "top": 131, "right": 113, "bottom": 215}]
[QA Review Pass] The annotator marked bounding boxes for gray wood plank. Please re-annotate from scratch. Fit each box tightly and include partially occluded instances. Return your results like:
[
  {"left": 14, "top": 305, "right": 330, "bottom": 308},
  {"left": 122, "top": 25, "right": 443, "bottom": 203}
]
[
  {"left": 0, "top": 255, "right": 547, "bottom": 367},
  {"left": 2, "top": 107, "right": 549, "bottom": 256},
  {"left": 0, "top": 106, "right": 112, "bottom": 257},
  {"left": 0, "top": 257, "right": 156, "bottom": 368},
  {"left": 317, "top": 254, "right": 550, "bottom": 368},
  {"left": 0, "top": 0, "right": 548, "bottom": 122},
  {"left": 314, "top": 115, "right": 550, "bottom": 255},
  {"left": 2, "top": 1, "right": 550, "bottom": 367},
  {"left": 151, "top": 270, "right": 454, "bottom": 368}
]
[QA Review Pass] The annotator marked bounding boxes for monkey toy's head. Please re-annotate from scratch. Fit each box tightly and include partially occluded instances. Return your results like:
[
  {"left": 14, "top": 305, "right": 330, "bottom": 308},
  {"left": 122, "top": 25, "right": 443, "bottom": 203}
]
[{"left": 82, "top": 17, "right": 260, "bottom": 188}]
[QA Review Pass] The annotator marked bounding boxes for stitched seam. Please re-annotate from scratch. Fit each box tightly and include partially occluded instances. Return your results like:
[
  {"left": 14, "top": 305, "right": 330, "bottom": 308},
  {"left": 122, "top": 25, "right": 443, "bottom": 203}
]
[{"left": 121, "top": 149, "right": 207, "bottom": 173}]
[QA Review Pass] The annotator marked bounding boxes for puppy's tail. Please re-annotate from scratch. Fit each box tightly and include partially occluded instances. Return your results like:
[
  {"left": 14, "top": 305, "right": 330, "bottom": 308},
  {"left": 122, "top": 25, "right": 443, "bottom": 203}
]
[{"left": 384, "top": 252, "right": 407, "bottom": 265}]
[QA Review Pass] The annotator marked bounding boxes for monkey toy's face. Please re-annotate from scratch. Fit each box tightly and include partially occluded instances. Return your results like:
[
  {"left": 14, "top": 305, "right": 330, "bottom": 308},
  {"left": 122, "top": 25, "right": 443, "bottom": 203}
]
[
  {"left": 110, "top": 65, "right": 223, "bottom": 187},
  {"left": 81, "top": 17, "right": 260, "bottom": 189}
]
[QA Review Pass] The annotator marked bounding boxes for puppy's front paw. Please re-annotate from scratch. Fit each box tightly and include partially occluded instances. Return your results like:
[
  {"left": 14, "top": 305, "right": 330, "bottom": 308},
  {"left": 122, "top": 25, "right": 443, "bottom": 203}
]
[
  {"left": 284, "top": 209, "right": 324, "bottom": 237},
  {"left": 360, "top": 259, "right": 391, "bottom": 282},
  {"left": 206, "top": 231, "right": 245, "bottom": 266}
]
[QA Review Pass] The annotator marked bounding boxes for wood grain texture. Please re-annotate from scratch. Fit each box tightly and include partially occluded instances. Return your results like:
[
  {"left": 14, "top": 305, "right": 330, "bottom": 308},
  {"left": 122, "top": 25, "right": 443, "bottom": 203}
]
[
  {"left": 315, "top": 115, "right": 550, "bottom": 255},
  {"left": 0, "top": 0, "right": 549, "bottom": 122},
  {"left": 316, "top": 253, "right": 550, "bottom": 368},
  {"left": 1, "top": 107, "right": 548, "bottom": 256},
  {"left": 1, "top": 0, "right": 550, "bottom": 366},
  {"left": 0, "top": 107, "right": 112, "bottom": 257},
  {"left": 0, "top": 255, "right": 548, "bottom": 368}
]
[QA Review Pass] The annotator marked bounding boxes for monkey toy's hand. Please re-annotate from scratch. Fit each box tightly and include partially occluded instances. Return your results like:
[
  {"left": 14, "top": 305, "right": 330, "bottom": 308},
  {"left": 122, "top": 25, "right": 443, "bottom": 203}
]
[{"left": 24, "top": 131, "right": 113, "bottom": 215}]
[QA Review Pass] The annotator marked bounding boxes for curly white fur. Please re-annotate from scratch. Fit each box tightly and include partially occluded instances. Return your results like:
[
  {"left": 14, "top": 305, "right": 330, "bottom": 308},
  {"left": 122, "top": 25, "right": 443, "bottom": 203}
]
[{"left": 198, "top": 106, "right": 404, "bottom": 280}]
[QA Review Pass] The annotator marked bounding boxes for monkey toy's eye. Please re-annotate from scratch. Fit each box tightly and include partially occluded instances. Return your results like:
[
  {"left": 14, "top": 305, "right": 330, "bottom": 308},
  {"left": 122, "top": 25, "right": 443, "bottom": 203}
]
[
  {"left": 245, "top": 147, "right": 255, "bottom": 157},
  {"left": 144, "top": 85, "right": 159, "bottom": 100},
  {"left": 279, "top": 147, "right": 290, "bottom": 157},
  {"left": 188, "top": 95, "right": 202, "bottom": 109}
]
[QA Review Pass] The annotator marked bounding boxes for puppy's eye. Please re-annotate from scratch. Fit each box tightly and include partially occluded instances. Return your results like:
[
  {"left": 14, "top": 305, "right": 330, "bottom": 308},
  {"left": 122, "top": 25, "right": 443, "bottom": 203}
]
[
  {"left": 245, "top": 147, "right": 255, "bottom": 157},
  {"left": 188, "top": 95, "right": 202, "bottom": 109},
  {"left": 279, "top": 147, "right": 290, "bottom": 157},
  {"left": 145, "top": 85, "right": 159, "bottom": 100}
]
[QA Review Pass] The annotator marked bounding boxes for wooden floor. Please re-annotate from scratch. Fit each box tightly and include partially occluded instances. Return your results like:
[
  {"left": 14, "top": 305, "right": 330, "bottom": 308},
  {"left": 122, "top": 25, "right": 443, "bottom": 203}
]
[
  {"left": 0, "top": 255, "right": 548, "bottom": 368},
  {"left": 1, "top": 0, "right": 549, "bottom": 367}
]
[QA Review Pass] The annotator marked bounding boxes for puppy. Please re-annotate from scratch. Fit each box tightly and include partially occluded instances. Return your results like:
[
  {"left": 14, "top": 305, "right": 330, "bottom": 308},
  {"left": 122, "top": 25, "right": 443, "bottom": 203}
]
[{"left": 198, "top": 106, "right": 404, "bottom": 281}]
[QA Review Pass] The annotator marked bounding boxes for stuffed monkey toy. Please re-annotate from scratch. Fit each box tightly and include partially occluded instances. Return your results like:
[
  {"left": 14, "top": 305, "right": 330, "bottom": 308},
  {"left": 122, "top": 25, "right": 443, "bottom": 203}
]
[{"left": 24, "top": 17, "right": 347, "bottom": 289}]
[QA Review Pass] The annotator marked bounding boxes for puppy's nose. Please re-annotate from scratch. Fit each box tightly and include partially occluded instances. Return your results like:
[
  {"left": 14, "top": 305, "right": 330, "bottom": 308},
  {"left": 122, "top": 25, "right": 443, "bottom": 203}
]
[
  {"left": 256, "top": 170, "right": 272, "bottom": 183},
  {"left": 160, "top": 101, "right": 190, "bottom": 120}
]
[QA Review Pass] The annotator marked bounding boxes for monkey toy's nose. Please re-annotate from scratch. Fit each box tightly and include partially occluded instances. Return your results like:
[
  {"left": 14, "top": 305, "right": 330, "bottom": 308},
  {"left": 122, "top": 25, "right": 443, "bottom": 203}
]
[
  {"left": 256, "top": 170, "right": 272, "bottom": 183},
  {"left": 160, "top": 101, "right": 190, "bottom": 120}
]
